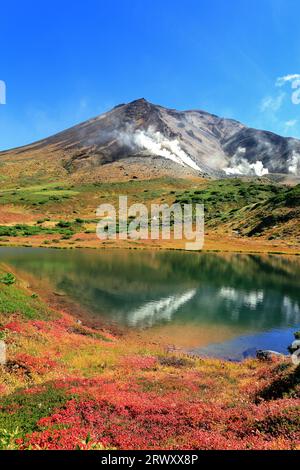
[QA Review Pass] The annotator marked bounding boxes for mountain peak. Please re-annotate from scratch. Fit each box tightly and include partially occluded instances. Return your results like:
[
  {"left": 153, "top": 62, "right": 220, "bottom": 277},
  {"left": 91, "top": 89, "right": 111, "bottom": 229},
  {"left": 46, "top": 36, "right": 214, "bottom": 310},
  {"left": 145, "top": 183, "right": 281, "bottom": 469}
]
[
  {"left": 130, "top": 97, "right": 149, "bottom": 104},
  {"left": 123, "top": 97, "right": 157, "bottom": 112},
  {"left": 1, "top": 100, "right": 300, "bottom": 179}
]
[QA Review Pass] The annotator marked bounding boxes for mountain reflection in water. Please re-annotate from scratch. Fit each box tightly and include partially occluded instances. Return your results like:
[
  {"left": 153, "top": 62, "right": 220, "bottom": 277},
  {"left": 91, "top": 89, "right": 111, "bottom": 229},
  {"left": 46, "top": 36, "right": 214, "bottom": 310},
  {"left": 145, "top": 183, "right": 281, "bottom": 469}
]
[{"left": 1, "top": 247, "right": 299, "bottom": 358}]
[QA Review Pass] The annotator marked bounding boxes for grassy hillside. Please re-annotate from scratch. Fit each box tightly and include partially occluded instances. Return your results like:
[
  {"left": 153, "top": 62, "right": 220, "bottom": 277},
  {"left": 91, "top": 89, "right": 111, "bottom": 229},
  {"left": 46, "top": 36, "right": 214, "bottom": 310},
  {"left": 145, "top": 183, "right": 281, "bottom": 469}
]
[
  {"left": 174, "top": 179, "right": 300, "bottom": 242},
  {"left": 0, "top": 176, "right": 298, "bottom": 252}
]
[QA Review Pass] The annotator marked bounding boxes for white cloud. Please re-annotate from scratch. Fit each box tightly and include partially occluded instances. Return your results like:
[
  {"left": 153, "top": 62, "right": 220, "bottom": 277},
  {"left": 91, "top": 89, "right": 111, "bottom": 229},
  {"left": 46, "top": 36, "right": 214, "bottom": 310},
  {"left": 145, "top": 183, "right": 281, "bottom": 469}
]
[
  {"left": 276, "top": 74, "right": 300, "bottom": 87},
  {"left": 257, "top": 74, "right": 300, "bottom": 136},
  {"left": 276, "top": 74, "right": 300, "bottom": 105},
  {"left": 283, "top": 119, "right": 298, "bottom": 135},
  {"left": 260, "top": 93, "right": 285, "bottom": 113},
  {"left": 79, "top": 98, "right": 88, "bottom": 110},
  {"left": 284, "top": 119, "right": 297, "bottom": 128}
]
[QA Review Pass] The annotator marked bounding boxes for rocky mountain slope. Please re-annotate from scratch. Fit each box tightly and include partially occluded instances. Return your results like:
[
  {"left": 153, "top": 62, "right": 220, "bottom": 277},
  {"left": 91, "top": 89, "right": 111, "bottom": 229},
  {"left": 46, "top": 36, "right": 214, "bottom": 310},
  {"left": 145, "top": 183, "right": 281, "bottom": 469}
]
[{"left": 1, "top": 99, "right": 300, "bottom": 183}]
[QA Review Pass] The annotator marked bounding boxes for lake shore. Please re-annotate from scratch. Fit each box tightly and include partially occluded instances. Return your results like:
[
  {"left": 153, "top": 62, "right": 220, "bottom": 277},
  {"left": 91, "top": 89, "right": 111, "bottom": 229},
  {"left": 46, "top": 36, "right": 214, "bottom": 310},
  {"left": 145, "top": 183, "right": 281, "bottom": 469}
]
[
  {"left": 0, "top": 231, "right": 299, "bottom": 255},
  {"left": 0, "top": 177, "right": 298, "bottom": 256}
]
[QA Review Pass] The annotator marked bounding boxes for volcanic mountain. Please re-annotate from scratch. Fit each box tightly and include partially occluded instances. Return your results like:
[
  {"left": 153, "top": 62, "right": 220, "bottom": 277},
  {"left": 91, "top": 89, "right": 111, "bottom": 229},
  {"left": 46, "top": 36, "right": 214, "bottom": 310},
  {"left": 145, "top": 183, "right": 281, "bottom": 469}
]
[{"left": 1, "top": 98, "right": 300, "bottom": 183}]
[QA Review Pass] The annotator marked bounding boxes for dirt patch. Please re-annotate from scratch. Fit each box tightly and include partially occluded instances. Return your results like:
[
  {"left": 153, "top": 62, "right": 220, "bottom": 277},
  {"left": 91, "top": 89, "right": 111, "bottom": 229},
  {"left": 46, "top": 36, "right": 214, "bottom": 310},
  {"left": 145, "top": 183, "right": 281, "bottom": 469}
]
[{"left": 0, "top": 206, "right": 37, "bottom": 224}]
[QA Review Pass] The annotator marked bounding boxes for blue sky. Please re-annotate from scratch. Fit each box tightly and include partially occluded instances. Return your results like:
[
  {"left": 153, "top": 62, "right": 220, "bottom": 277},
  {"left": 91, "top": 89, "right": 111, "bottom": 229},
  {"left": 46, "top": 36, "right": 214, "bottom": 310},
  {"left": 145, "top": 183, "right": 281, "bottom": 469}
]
[{"left": 1, "top": 0, "right": 300, "bottom": 150}]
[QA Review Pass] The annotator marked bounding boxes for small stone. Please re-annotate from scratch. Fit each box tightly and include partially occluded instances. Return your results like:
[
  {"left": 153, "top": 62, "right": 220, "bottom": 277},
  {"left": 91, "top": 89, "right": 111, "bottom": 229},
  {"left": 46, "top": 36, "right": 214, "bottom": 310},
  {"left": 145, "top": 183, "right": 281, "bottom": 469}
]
[
  {"left": 53, "top": 291, "right": 66, "bottom": 296},
  {"left": 291, "top": 339, "right": 300, "bottom": 350},
  {"left": 292, "top": 349, "right": 300, "bottom": 365},
  {"left": 288, "top": 339, "right": 300, "bottom": 354},
  {"left": 256, "top": 350, "right": 283, "bottom": 361}
]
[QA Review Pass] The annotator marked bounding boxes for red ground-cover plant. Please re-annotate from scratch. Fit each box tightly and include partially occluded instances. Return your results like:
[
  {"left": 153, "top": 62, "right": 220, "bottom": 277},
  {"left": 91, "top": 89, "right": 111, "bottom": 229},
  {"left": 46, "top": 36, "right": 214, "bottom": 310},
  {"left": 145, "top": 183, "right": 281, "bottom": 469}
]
[
  {"left": 22, "top": 386, "right": 46, "bottom": 395},
  {"left": 31, "top": 320, "right": 52, "bottom": 332},
  {"left": 119, "top": 355, "right": 158, "bottom": 370},
  {"left": 14, "top": 354, "right": 59, "bottom": 375},
  {"left": 18, "top": 376, "right": 300, "bottom": 450},
  {"left": 2, "top": 320, "right": 23, "bottom": 333},
  {"left": 1, "top": 277, "right": 299, "bottom": 451}
]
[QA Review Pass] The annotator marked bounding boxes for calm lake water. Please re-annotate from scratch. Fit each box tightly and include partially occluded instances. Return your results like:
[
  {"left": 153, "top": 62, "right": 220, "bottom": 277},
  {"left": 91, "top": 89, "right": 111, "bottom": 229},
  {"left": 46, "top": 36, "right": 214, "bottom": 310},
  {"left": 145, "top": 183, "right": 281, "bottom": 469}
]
[{"left": 1, "top": 247, "right": 300, "bottom": 360}]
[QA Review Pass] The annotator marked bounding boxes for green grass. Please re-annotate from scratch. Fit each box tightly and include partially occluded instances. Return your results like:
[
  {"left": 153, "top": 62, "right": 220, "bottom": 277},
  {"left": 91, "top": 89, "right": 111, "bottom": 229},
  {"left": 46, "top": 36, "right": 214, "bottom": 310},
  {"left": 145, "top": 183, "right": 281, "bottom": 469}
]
[
  {"left": 0, "top": 273, "right": 16, "bottom": 285},
  {"left": 69, "top": 324, "right": 112, "bottom": 342},
  {"left": 173, "top": 179, "right": 284, "bottom": 226},
  {"left": 0, "top": 220, "right": 85, "bottom": 239},
  {"left": 0, "top": 277, "right": 55, "bottom": 320},
  {"left": 0, "top": 183, "right": 78, "bottom": 207},
  {"left": 267, "top": 184, "right": 300, "bottom": 208},
  {"left": 171, "top": 179, "right": 299, "bottom": 238},
  {"left": 0, "top": 177, "right": 298, "bottom": 240},
  {"left": 0, "top": 385, "right": 69, "bottom": 436}
]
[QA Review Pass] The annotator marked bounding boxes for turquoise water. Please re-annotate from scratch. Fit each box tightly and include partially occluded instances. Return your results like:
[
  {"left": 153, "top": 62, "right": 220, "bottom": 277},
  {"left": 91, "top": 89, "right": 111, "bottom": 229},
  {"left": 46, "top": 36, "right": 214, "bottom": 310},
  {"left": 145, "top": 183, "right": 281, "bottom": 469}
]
[{"left": 1, "top": 247, "right": 299, "bottom": 359}]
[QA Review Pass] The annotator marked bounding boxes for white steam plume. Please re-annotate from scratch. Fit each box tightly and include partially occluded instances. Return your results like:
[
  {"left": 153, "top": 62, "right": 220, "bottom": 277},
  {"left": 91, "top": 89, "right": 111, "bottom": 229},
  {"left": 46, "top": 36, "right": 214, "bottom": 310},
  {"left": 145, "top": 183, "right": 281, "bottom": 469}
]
[
  {"left": 119, "top": 126, "right": 201, "bottom": 171},
  {"left": 287, "top": 151, "right": 300, "bottom": 175},
  {"left": 224, "top": 147, "right": 269, "bottom": 177}
]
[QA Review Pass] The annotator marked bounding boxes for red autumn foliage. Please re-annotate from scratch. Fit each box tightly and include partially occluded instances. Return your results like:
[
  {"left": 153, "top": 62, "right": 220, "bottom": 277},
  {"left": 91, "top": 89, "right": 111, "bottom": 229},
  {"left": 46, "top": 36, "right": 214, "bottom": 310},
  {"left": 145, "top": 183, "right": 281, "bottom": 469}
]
[
  {"left": 120, "top": 355, "right": 158, "bottom": 370},
  {"left": 2, "top": 320, "right": 23, "bottom": 333},
  {"left": 2, "top": 284, "right": 299, "bottom": 451},
  {"left": 22, "top": 385, "right": 46, "bottom": 395},
  {"left": 18, "top": 377, "right": 300, "bottom": 450},
  {"left": 14, "top": 354, "right": 58, "bottom": 375},
  {"left": 31, "top": 320, "right": 52, "bottom": 332}
]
